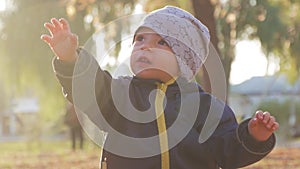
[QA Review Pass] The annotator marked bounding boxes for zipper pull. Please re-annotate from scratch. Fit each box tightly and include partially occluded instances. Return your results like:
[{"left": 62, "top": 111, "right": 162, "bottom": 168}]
[{"left": 101, "top": 157, "right": 107, "bottom": 169}]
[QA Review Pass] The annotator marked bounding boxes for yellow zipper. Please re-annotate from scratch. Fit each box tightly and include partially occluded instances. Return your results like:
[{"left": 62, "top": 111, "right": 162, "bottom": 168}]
[{"left": 155, "top": 78, "right": 176, "bottom": 169}]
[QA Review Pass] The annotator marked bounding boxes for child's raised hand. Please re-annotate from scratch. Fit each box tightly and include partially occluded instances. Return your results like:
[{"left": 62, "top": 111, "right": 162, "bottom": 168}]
[
  {"left": 248, "top": 110, "right": 279, "bottom": 142},
  {"left": 41, "top": 18, "right": 78, "bottom": 62}
]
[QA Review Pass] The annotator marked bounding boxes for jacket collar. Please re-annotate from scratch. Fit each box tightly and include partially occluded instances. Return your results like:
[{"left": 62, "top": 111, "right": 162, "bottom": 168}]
[{"left": 131, "top": 76, "right": 204, "bottom": 93}]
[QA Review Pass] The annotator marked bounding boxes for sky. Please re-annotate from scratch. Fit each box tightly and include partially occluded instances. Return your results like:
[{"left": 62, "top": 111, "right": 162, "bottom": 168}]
[{"left": 230, "top": 40, "right": 279, "bottom": 85}]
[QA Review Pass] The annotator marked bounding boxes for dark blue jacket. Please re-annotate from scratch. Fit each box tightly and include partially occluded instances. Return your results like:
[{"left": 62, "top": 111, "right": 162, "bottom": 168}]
[{"left": 53, "top": 49, "right": 275, "bottom": 169}]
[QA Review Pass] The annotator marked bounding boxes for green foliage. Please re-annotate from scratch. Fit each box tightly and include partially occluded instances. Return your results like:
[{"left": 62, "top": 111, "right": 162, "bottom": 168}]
[
  {"left": 216, "top": 0, "right": 300, "bottom": 85},
  {"left": 0, "top": 1, "right": 66, "bottom": 135},
  {"left": 0, "top": 0, "right": 140, "bottom": 138},
  {"left": 257, "top": 100, "right": 289, "bottom": 124},
  {"left": 0, "top": 0, "right": 86, "bottom": 137},
  {"left": 0, "top": 0, "right": 65, "bottom": 93}
]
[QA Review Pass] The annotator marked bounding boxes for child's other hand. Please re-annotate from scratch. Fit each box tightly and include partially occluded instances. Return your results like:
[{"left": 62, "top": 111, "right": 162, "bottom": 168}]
[
  {"left": 248, "top": 110, "right": 279, "bottom": 142},
  {"left": 41, "top": 18, "right": 78, "bottom": 62}
]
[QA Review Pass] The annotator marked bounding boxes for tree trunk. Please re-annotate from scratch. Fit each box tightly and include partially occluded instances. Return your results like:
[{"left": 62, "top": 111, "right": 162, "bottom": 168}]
[
  {"left": 192, "top": 0, "right": 218, "bottom": 93},
  {"left": 192, "top": 0, "right": 230, "bottom": 102}
]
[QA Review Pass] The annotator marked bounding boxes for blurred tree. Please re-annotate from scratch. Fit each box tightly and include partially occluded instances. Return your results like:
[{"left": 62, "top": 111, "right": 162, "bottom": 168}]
[
  {"left": 217, "top": 0, "right": 300, "bottom": 84},
  {"left": 191, "top": 0, "right": 219, "bottom": 94},
  {"left": 65, "top": 0, "right": 138, "bottom": 70},
  {"left": 0, "top": 82, "right": 7, "bottom": 113},
  {"left": 143, "top": 0, "right": 192, "bottom": 11},
  {"left": 273, "top": 1, "right": 300, "bottom": 83},
  {"left": 192, "top": 0, "right": 300, "bottom": 95},
  {"left": 0, "top": 0, "right": 139, "bottom": 136},
  {"left": 0, "top": 0, "right": 69, "bottom": 122}
]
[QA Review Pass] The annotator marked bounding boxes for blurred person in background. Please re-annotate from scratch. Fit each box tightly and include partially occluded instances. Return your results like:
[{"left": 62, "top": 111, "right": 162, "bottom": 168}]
[{"left": 64, "top": 103, "right": 84, "bottom": 151}]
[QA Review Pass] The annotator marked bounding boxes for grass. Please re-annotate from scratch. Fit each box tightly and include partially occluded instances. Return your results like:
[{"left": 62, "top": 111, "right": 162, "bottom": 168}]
[
  {"left": 1, "top": 139, "right": 300, "bottom": 169},
  {"left": 0, "top": 139, "right": 101, "bottom": 169}
]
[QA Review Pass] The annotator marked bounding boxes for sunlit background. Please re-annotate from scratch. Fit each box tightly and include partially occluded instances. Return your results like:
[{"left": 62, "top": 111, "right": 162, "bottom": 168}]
[
  {"left": 0, "top": 1, "right": 5, "bottom": 11},
  {"left": 0, "top": 0, "right": 299, "bottom": 168}
]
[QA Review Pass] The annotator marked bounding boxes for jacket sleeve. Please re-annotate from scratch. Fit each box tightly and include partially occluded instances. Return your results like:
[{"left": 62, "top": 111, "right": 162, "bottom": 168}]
[
  {"left": 52, "top": 48, "right": 115, "bottom": 131},
  {"left": 212, "top": 104, "right": 275, "bottom": 169},
  {"left": 215, "top": 107, "right": 276, "bottom": 169}
]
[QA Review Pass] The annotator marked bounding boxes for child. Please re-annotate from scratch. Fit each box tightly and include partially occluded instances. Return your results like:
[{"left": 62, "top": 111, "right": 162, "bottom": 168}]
[{"left": 42, "top": 6, "right": 279, "bottom": 169}]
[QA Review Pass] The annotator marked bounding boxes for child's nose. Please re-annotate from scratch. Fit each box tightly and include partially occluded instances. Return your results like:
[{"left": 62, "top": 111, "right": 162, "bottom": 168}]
[{"left": 140, "top": 39, "right": 155, "bottom": 50}]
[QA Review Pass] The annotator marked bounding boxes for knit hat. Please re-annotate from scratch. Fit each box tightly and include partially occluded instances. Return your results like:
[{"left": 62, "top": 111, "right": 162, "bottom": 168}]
[{"left": 135, "top": 6, "right": 210, "bottom": 81}]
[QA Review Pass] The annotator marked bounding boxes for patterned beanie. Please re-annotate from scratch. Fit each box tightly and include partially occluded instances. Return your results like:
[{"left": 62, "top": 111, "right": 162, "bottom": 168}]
[{"left": 135, "top": 6, "right": 210, "bottom": 81}]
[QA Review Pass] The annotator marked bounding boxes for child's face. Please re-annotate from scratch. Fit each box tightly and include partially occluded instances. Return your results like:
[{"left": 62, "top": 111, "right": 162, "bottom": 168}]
[{"left": 130, "top": 27, "right": 180, "bottom": 82}]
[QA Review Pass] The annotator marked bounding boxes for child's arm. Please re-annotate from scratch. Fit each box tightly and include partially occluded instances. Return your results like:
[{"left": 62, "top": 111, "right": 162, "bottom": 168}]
[
  {"left": 41, "top": 18, "right": 78, "bottom": 62},
  {"left": 248, "top": 110, "right": 279, "bottom": 142}
]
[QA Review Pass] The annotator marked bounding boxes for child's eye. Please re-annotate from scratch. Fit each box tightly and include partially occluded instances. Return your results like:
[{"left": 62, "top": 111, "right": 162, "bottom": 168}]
[
  {"left": 158, "top": 39, "right": 169, "bottom": 46},
  {"left": 135, "top": 35, "right": 144, "bottom": 42}
]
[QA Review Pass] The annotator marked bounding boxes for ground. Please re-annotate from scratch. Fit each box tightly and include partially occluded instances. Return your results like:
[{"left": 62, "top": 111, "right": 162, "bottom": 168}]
[
  {"left": 244, "top": 147, "right": 300, "bottom": 169},
  {"left": 1, "top": 140, "right": 300, "bottom": 169}
]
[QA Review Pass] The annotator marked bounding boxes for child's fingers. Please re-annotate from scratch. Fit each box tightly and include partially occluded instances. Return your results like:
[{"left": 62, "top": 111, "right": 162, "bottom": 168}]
[
  {"left": 272, "top": 122, "right": 279, "bottom": 131},
  {"left": 70, "top": 34, "right": 78, "bottom": 45},
  {"left": 262, "top": 111, "right": 271, "bottom": 124},
  {"left": 51, "top": 18, "right": 62, "bottom": 30},
  {"left": 44, "top": 22, "right": 56, "bottom": 35},
  {"left": 59, "top": 18, "right": 71, "bottom": 32},
  {"left": 248, "top": 117, "right": 258, "bottom": 129},
  {"left": 255, "top": 110, "right": 264, "bottom": 120},
  {"left": 266, "top": 116, "right": 275, "bottom": 129},
  {"left": 41, "top": 34, "right": 52, "bottom": 45}
]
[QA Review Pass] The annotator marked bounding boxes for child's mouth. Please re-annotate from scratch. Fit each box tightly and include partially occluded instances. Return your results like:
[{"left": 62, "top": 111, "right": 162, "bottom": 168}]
[{"left": 137, "top": 57, "right": 151, "bottom": 64}]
